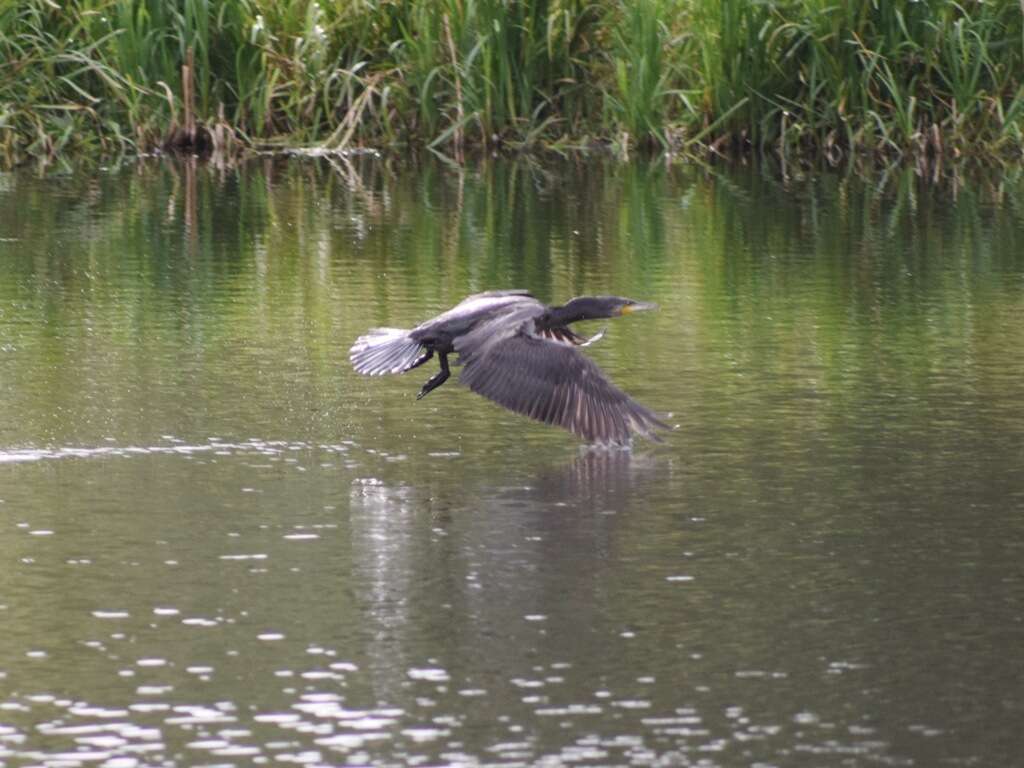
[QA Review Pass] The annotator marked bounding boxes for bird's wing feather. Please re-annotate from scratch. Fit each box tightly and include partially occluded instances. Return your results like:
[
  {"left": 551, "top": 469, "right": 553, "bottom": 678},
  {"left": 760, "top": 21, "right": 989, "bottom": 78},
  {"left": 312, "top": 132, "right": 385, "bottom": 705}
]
[
  {"left": 537, "top": 325, "right": 606, "bottom": 347},
  {"left": 468, "top": 288, "right": 533, "bottom": 298},
  {"left": 456, "top": 324, "right": 667, "bottom": 444}
]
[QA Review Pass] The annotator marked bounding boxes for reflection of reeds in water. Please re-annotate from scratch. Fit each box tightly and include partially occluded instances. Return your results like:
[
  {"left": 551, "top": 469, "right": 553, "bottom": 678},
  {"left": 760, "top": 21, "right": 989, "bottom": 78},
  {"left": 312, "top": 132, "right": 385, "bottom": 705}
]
[{"left": 3, "top": 158, "right": 1023, "bottom": 455}]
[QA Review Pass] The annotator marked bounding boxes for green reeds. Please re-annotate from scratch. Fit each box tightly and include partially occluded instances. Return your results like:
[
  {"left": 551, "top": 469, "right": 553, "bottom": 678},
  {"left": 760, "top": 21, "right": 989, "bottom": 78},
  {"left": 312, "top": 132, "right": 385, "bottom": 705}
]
[
  {"left": 681, "top": 0, "right": 1024, "bottom": 160},
  {"left": 607, "top": 0, "right": 673, "bottom": 151},
  {"left": 1, "top": 0, "right": 1023, "bottom": 168}
]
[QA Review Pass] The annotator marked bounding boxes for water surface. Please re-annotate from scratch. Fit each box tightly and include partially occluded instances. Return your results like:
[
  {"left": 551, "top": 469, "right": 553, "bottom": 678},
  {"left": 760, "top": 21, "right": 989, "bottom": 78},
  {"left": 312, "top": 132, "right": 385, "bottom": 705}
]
[{"left": 2, "top": 158, "right": 1023, "bottom": 766}]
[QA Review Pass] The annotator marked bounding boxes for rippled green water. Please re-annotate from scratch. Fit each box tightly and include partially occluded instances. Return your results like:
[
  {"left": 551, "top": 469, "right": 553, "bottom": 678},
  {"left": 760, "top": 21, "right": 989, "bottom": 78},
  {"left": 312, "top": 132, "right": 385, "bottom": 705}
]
[{"left": 2, "top": 158, "right": 1024, "bottom": 767}]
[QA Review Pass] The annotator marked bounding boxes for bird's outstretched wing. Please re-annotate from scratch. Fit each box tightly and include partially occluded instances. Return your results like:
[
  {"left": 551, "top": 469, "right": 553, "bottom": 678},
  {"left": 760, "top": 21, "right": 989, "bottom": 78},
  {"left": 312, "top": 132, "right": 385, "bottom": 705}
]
[{"left": 456, "top": 324, "right": 667, "bottom": 445}]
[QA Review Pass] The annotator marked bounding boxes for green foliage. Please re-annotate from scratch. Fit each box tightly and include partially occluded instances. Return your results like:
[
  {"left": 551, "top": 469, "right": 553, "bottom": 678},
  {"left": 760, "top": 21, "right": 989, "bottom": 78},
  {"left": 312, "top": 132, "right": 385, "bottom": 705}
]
[
  {"left": 1, "top": 0, "right": 1023, "bottom": 166},
  {"left": 607, "top": 0, "right": 672, "bottom": 148},
  {"left": 680, "top": 0, "right": 1024, "bottom": 158}
]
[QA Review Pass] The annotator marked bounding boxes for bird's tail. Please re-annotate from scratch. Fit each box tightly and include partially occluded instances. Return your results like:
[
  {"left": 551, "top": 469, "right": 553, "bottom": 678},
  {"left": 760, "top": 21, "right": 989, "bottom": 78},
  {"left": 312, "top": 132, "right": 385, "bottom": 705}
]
[{"left": 349, "top": 328, "right": 426, "bottom": 376}]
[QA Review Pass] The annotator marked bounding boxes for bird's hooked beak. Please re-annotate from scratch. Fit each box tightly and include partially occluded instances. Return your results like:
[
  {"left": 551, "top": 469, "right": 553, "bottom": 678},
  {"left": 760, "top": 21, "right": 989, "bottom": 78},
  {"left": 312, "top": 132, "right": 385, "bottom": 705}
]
[{"left": 619, "top": 300, "right": 658, "bottom": 315}]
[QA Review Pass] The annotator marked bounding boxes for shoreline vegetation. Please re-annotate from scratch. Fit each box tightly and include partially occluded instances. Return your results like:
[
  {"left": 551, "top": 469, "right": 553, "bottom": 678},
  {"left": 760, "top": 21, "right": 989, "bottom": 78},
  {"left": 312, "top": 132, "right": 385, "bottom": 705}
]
[{"left": 2, "top": 0, "right": 1023, "bottom": 170}]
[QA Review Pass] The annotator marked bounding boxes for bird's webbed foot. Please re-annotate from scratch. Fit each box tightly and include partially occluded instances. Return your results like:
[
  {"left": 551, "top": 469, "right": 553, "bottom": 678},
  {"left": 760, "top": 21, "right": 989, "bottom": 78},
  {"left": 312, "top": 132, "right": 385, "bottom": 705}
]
[
  {"left": 416, "top": 370, "right": 449, "bottom": 399},
  {"left": 416, "top": 353, "right": 450, "bottom": 400}
]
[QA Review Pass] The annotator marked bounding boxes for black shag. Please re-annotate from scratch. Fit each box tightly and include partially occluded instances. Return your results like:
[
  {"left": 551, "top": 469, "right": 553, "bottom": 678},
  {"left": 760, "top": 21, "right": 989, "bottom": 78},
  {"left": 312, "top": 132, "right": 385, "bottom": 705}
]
[{"left": 349, "top": 290, "right": 668, "bottom": 445}]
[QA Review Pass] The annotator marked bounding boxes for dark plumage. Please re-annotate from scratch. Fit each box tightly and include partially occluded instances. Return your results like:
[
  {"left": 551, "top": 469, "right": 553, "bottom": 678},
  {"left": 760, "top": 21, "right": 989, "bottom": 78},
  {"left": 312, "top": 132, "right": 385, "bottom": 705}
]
[{"left": 349, "top": 290, "right": 668, "bottom": 445}]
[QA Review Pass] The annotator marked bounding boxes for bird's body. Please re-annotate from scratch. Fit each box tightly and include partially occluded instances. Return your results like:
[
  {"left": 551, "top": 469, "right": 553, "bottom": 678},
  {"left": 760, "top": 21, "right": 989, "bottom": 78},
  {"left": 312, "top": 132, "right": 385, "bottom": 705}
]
[
  {"left": 412, "top": 290, "right": 539, "bottom": 349},
  {"left": 349, "top": 290, "right": 667, "bottom": 445}
]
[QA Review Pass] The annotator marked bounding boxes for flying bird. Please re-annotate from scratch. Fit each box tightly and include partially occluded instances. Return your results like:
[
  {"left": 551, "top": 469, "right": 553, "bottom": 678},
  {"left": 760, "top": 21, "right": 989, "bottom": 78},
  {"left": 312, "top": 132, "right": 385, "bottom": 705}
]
[{"left": 349, "top": 290, "right": 668, "bottom": 445}]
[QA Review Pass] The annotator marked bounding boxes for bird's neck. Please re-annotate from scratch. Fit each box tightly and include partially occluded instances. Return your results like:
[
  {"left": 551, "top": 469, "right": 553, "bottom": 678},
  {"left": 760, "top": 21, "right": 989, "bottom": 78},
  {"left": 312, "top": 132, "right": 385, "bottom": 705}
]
[
  {"left": 548, "top": 296, "right": 610, "bottom": 327},
  {"left": 542, "top": 298, "right": 603, "bottom": 328}
]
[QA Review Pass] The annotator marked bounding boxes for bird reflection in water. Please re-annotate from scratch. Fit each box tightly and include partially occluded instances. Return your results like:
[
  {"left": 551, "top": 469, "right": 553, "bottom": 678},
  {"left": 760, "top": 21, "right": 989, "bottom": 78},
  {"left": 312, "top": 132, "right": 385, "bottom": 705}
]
[
  {"left": 347, "top": 448, "right": 667, "bottom": 607},
  {"left": 532, "top": 447, "right": 663, "bottom": 512},
  {"left": 345, "top": 448, "right": 671, "bottom": 700}
]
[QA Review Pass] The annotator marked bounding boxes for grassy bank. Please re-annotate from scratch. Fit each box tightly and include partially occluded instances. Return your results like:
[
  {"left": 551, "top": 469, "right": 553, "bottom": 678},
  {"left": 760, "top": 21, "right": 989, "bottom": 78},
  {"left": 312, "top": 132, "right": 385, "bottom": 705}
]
[{"left": 2, "top": 0, "right": 1023, "bottom": 168}]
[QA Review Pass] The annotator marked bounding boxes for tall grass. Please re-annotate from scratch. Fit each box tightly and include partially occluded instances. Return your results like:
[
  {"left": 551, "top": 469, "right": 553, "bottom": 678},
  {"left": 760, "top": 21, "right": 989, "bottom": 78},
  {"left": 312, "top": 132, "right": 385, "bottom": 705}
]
[
  {"left": 1, "top": 0, "right": 1023, "bottom": 167},
  {"left": 606, "top": 0, "right": 673, "bottom": 150},
  {"left": 683, "top": 0, "right": 1024, "bottom": 159}
]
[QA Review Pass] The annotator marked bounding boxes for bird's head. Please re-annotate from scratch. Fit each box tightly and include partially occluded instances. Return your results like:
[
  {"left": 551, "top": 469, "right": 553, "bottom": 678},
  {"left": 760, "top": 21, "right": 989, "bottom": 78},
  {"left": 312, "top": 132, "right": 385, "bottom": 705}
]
[{"left": 612, "top": 296, "right": 659, "bottom": 316}]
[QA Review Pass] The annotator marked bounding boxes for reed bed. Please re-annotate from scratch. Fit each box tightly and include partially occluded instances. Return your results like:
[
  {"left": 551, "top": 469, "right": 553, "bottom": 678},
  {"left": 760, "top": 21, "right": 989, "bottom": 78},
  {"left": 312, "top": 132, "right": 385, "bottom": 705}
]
[{"left": 2, "top": 0, "right": 1022, "bottom": 168}]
